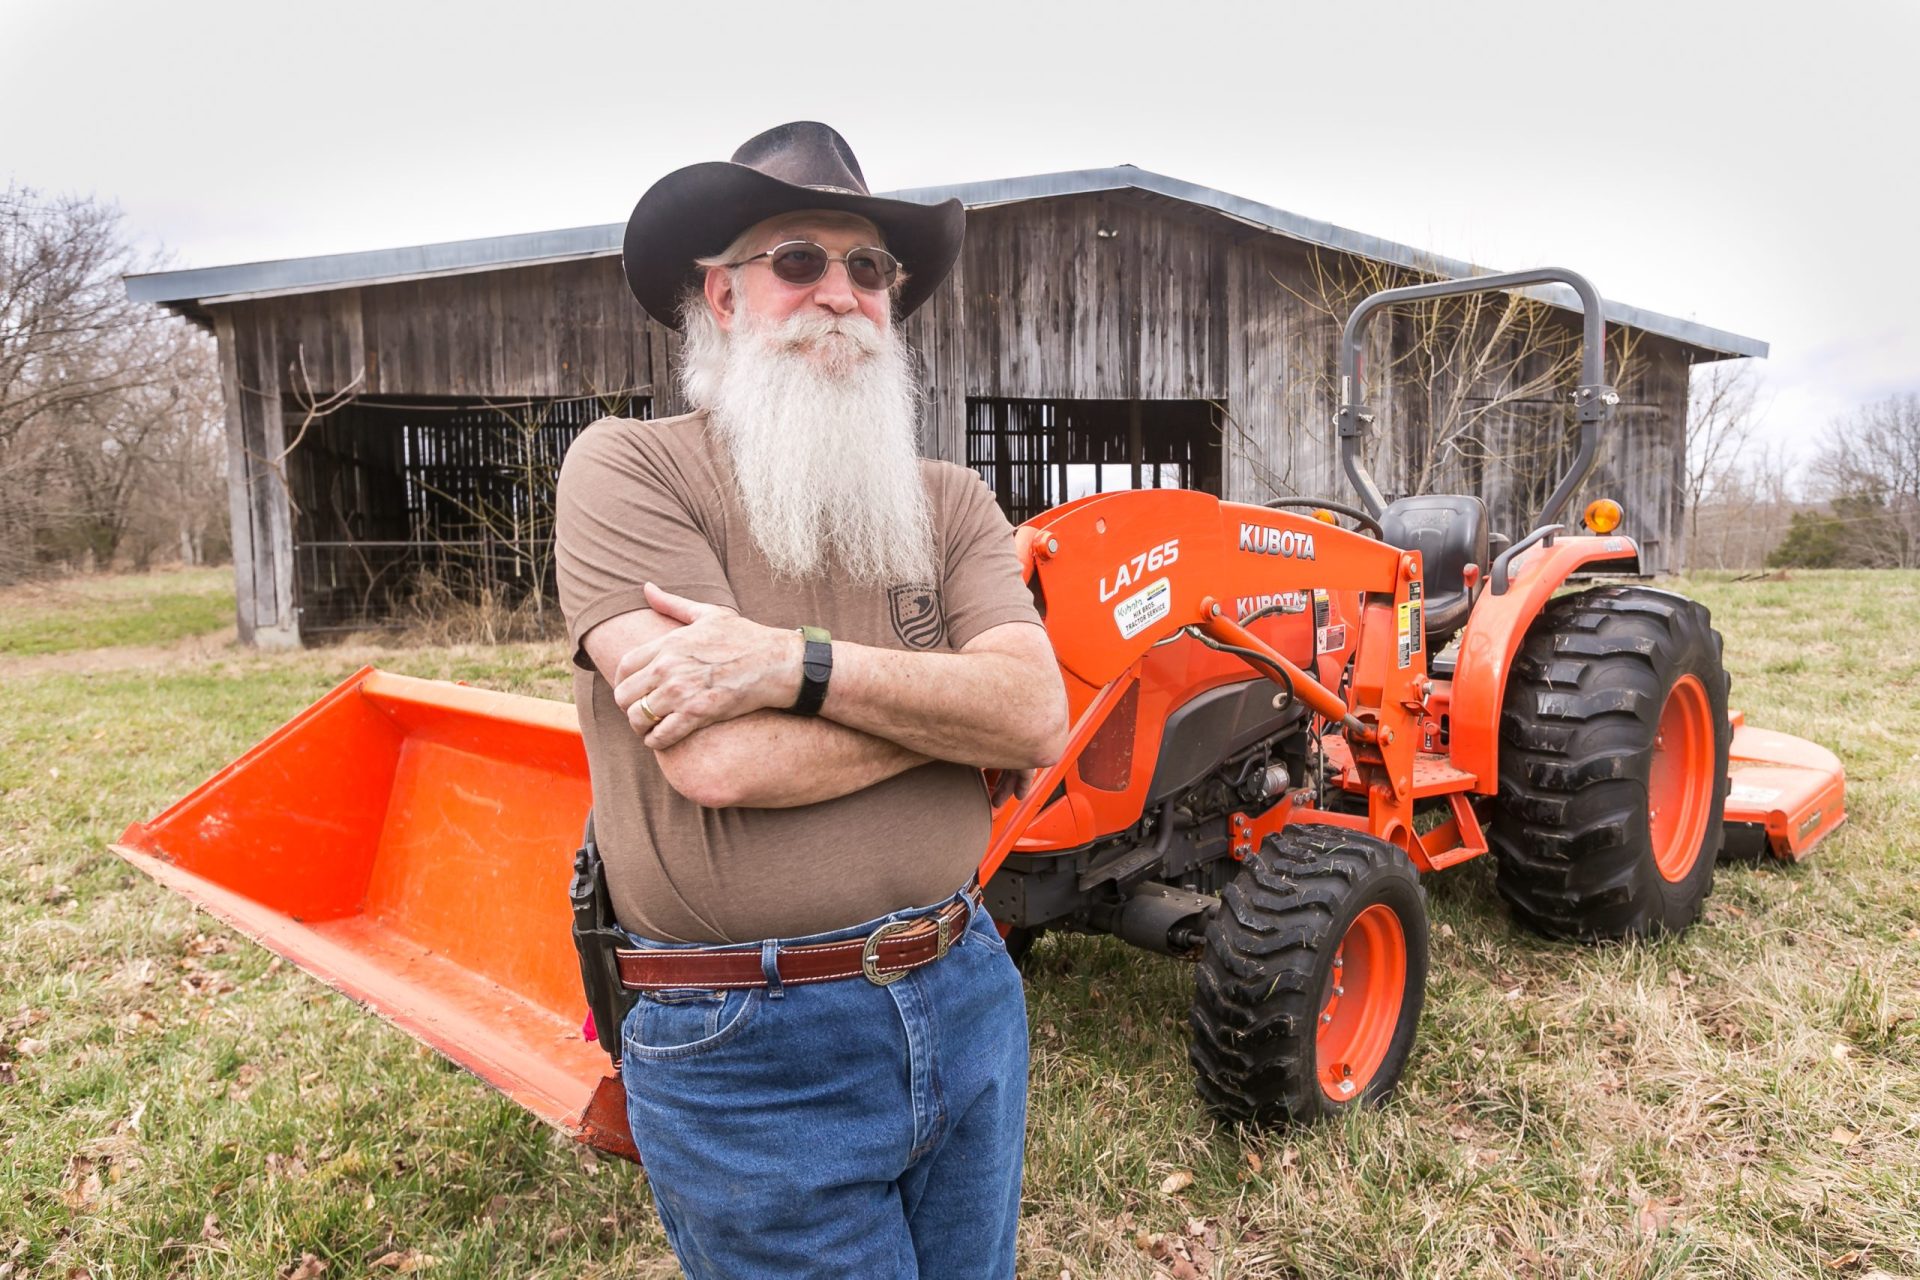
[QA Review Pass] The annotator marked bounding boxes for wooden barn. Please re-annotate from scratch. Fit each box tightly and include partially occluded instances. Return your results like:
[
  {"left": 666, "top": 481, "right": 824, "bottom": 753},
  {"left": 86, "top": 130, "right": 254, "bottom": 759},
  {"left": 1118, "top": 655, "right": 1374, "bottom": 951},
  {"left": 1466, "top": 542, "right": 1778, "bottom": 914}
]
[{"left": 125, "top": 167, "right": 1764, "bottom": 647}]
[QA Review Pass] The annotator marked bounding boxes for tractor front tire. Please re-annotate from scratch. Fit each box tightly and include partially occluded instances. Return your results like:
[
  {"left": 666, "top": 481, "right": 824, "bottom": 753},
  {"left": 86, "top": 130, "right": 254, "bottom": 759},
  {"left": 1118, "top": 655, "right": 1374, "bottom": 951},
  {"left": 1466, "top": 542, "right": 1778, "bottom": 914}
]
[
  {"left": 1190, "top": 825, "right": 1429, "bottom": 1126},
  {"left": 1492, "top": 585, "right": 1731, "bottom": 940}
]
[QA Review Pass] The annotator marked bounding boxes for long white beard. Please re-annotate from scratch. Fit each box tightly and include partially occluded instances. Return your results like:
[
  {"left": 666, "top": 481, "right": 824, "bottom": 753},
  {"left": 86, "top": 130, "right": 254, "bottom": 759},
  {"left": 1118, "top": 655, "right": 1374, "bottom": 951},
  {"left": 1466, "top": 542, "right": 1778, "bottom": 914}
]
[{"left": 678, "top": 298, "right": 936, "bottom": 586}]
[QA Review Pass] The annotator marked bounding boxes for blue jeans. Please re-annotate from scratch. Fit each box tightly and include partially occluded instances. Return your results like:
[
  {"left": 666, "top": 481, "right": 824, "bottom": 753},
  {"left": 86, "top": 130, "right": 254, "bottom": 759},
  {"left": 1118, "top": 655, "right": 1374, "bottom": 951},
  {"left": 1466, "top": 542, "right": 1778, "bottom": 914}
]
[{"left": 617, "top": 883, "right": 1028, "bottom": 1279}]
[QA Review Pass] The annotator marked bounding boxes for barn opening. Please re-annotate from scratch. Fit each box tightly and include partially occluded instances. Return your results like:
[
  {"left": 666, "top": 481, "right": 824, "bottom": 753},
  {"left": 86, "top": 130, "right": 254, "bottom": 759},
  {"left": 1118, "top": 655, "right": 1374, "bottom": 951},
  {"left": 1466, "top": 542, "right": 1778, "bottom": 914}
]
[
  {"left": 288, "top": 394, "right": 650, "bottom": 633},
  {"left": 965, "top": 398, "right": 1225, "bottom": 525}
]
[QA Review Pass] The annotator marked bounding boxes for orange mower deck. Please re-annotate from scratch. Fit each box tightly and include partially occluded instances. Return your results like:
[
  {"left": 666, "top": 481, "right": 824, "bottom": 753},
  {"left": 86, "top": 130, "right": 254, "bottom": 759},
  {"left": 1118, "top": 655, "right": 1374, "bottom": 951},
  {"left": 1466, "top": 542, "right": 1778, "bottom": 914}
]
[{"left": 1724, "top": 713, "right": 1848, "bottom": 859}]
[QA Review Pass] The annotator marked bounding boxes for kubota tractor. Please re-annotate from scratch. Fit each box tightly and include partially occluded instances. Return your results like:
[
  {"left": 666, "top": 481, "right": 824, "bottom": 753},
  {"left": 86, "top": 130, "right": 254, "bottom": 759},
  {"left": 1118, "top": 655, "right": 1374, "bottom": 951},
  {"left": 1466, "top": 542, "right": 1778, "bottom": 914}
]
[{"left": 115, "top": 269, "right": 1845, "bottom": 1157}]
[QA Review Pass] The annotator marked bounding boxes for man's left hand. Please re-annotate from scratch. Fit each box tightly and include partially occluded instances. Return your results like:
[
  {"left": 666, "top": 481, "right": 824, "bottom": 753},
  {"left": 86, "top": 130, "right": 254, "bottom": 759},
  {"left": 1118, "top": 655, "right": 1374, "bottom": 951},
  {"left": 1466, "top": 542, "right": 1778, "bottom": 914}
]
[{"left": 612, "top": 583, "right": 802, "bottom": 749}]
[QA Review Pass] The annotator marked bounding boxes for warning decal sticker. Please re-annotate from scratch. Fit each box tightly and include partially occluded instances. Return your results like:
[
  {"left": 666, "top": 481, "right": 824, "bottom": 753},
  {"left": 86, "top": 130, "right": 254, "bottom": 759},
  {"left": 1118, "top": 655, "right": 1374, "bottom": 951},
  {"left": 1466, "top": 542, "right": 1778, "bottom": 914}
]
[
  {"left": 1114, "top": 577, "right": 1172, "bottom": 640},
  {"left": 1729, "top": 783, "right": 1784, "bottom": 806}
]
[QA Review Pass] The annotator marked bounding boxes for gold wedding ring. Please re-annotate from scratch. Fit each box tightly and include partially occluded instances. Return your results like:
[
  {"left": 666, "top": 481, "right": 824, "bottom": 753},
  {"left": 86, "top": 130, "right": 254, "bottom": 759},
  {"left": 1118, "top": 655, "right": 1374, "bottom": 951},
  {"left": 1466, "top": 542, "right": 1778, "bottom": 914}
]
[{"left": 638, "top": 694, "right": 663, "bottom": 725}]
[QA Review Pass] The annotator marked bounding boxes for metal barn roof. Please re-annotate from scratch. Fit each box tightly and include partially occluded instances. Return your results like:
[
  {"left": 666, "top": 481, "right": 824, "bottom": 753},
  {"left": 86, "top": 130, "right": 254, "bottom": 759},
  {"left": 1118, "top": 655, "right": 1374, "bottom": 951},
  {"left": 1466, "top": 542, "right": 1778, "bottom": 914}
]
[{"left": 124, "top": 165, "right": 1766, "bottom": 358}]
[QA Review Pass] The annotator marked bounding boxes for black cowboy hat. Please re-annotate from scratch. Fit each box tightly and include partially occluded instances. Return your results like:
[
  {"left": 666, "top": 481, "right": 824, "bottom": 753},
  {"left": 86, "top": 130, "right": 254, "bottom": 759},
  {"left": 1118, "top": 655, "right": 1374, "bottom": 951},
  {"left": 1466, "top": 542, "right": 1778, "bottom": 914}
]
[{"left": 622, "top": 121, "right": 965, "bottom": 330}]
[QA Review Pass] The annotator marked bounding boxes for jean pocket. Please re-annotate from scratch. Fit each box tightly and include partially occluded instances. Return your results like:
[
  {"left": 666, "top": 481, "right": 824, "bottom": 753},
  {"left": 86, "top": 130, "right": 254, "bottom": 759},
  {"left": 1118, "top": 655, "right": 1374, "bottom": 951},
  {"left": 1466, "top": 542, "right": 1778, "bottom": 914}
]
[
  {"left": 971, "top": 907, "right": 1010, "bottom": 953},
  {"left": 623, "top": 986, "right": 760, "bottom": 1061}
]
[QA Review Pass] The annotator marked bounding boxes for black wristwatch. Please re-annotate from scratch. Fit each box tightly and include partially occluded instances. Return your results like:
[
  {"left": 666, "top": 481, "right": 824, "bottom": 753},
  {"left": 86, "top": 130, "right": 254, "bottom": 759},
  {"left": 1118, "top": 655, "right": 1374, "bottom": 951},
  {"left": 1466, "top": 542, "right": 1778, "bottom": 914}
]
[{"left": 786, "top": 625, "right": 832, "bottom": 716}]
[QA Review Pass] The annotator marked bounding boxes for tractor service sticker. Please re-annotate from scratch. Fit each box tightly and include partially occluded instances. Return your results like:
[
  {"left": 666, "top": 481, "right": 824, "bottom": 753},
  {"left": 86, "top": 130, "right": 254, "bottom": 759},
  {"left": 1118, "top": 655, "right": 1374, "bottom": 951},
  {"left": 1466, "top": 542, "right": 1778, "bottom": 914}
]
[
  {"left": 1317, "top": 623, "right": 1347, "bottom": 653},
  {"left": 1114, "top": 577, "right": 1172, "bottom": 640},
  {"left": 1396, "top": 582, "right": 1424, "bottom": 668}
]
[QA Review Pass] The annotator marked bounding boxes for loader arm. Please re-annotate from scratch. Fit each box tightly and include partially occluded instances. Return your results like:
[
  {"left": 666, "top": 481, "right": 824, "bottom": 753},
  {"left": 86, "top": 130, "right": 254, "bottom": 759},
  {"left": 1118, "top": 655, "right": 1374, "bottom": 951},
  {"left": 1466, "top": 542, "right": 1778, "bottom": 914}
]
[{"left": 984, "top": 488, "right": 1432, "bottom": 877}]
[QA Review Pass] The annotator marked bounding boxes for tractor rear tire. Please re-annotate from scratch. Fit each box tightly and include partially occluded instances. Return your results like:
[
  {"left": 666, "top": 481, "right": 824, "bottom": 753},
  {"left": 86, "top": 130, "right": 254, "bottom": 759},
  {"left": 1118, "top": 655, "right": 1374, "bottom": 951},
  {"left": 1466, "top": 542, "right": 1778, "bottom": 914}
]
[
  {"left": 1491, "top": 585, "right": 1731, "bottom": 940},
  {"left": 1190, "top": 825, "right": 1428, "bottom": 1126}
]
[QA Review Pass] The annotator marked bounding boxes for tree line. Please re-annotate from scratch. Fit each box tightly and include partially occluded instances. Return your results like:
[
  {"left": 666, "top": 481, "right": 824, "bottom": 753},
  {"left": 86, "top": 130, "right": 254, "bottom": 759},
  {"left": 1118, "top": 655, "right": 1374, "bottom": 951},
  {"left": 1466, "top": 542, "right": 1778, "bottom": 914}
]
[
  {"left": 0, "top": 182, "right": 227, "bottom": 584},
  {"left": 1683, "top": 362, "right": 1919, "bottom": 572}
]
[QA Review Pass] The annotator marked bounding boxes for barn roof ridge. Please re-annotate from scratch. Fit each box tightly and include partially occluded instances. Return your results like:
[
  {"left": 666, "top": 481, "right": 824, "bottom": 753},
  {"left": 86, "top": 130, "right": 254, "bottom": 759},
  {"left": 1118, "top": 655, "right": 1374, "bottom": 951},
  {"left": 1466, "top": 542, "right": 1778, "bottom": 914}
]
[{"left": 124, "top": 165, "right": 1766, "bottom": 358}]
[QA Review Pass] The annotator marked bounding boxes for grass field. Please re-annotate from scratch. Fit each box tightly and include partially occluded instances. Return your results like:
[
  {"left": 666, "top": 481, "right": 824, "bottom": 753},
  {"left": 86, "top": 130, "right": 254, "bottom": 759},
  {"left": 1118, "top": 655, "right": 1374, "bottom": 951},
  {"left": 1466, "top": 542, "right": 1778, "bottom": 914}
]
[
  {"left": 2, "top": 571, "right": 1916, "bottom": 1278},
  {"left": 0, "top": 568, "right": 233, "bottom": 658}
]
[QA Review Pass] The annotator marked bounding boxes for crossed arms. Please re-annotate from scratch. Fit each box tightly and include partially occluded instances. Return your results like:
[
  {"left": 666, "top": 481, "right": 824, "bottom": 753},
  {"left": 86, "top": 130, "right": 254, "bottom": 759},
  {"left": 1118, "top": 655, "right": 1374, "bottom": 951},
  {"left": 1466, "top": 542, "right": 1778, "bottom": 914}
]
[{"left": 580, "top": 582, "right": 1069, "bottom": 810}]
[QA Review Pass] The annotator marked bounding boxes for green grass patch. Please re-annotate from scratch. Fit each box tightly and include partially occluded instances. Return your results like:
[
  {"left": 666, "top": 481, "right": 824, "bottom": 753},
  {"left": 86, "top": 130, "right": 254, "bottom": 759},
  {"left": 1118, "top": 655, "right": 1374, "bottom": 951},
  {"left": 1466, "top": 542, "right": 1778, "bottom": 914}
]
[
  {"left": 1, "top": 571, "right": 1916, "bottom": 1277},
  {"left": 0, "top": 568, "right": 234, "bottom": 655}
]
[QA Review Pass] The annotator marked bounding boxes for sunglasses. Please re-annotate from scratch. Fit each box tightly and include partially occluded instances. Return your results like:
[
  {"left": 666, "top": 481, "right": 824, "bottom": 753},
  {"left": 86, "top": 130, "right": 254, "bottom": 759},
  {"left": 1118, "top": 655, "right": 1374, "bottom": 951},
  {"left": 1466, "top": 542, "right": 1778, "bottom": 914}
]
[{"left": 725, "top": 240, "right": 901, "bottom": 292}]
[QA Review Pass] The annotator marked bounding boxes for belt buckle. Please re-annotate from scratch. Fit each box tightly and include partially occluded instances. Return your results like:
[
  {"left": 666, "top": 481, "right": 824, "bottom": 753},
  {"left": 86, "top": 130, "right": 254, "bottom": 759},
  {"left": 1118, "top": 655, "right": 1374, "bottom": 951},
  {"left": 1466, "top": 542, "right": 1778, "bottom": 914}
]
[{"left": 861, "top": 919, "right": 918, "bottom": 985}]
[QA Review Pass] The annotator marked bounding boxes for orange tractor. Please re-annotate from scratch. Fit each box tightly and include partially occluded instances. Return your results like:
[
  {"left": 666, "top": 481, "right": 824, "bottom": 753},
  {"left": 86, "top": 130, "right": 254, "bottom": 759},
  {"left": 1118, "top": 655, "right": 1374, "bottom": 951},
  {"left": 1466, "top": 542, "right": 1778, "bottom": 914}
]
[{"left": 116, "top": 269, "right": 1845, "bottom": 1156}]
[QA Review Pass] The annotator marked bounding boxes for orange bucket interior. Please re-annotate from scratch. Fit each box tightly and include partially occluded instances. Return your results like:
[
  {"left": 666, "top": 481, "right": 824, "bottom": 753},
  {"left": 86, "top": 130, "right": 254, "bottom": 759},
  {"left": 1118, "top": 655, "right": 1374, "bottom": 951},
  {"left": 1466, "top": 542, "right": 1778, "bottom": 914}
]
[{"left": 111, "top": 666, "right": 626, "bottom": 1152}]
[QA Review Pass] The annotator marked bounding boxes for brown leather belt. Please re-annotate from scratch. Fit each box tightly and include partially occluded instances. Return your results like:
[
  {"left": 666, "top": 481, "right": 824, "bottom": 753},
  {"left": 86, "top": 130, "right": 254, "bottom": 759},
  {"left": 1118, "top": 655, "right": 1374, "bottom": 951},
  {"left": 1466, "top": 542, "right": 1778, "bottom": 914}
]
[{"left": 616, "top": 882, "right": 984, "bottom": 992}]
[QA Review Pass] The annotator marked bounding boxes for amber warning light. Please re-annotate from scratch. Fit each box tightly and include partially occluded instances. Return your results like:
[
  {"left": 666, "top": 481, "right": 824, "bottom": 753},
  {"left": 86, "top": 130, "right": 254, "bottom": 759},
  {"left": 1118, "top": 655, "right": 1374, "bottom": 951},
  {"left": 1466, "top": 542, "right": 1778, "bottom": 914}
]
[{"left": 1583, "top": 498, "right": 1623, "bottom": 534}]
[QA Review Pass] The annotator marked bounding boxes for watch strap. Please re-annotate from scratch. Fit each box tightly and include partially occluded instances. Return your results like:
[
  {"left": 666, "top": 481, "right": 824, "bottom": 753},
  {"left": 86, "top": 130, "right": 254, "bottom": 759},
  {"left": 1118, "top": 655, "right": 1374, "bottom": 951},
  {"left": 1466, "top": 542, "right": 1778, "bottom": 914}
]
[{"left": 788, "top": 625, "right": 832, "bottom": 716}]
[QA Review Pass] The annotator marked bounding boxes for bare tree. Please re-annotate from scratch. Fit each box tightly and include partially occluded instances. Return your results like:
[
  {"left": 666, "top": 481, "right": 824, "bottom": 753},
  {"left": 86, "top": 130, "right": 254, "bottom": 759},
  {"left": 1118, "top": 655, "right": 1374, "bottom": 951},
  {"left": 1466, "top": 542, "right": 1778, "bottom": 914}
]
[
  {"left": 1680, "top": 359, "right": 1762, "bottom": 569},
  {"left": 0, "top": 182, "right": 217, "bottom": 580},
  {"left": 1686, "top": 436, "right": 1797, "bottom": 570},
  {"left": 1814, "top": 392, "right": 1920, "bottom": 567},
  {"left": 124, "top": 331, "right": 229, "bottom": 568},
  {"left": 1272, "top": 250, "right": 1641, "bottom": 530}
]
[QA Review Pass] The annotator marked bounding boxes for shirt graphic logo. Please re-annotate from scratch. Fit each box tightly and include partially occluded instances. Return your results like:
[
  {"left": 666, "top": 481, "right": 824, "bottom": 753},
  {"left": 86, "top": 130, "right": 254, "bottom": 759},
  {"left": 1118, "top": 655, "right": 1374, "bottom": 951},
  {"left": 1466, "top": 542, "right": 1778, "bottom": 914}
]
[{"left": 888, "top": 583, "right": 944, "bottom": 649}]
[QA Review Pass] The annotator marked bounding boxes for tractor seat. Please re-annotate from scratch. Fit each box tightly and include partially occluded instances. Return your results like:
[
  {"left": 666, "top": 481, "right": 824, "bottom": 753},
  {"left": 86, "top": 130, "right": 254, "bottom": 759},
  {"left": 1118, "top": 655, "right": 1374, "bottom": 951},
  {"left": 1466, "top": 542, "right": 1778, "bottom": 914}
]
[{"left": 1379, "top": 495, "right": 1489, "bottom": 647}]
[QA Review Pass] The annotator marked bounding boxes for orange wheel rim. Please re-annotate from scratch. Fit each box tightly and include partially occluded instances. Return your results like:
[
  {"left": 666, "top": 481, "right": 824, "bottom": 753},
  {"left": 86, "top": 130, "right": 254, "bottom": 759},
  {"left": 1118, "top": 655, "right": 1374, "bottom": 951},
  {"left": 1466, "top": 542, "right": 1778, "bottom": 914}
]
[
  {"left": 1317, "top": 903, "right": 1407, "bottom": 1101},
  {"left": 1649, "top": 673, "right": 1714, "bottom": 882}
]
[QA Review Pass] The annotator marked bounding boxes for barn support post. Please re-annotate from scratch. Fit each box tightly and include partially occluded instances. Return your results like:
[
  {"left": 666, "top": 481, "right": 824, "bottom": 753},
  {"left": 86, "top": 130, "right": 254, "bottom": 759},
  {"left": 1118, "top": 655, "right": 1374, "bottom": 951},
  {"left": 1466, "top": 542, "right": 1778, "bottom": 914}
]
[{"left": 215, "top": 307, "right": 301, "bottom": 649}]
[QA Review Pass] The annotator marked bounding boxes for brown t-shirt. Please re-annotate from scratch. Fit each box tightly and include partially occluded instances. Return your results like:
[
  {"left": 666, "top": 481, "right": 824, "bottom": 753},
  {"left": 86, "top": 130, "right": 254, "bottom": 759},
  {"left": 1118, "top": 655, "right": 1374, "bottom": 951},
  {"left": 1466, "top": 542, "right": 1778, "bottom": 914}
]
[{"left": 553, "top": 410, "right": 1043, "bottom": 943}]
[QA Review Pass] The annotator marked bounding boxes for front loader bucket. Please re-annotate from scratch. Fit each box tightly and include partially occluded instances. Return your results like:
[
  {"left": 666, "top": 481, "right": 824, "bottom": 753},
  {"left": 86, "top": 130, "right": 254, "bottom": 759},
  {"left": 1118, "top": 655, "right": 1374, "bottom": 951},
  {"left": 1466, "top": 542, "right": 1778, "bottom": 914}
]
[
  {"left": 111, "top": 666, "right": 637, "bottom": 1160},
  {"left": 1723, "top": 712, "right": 1848, "bottom": 861}
]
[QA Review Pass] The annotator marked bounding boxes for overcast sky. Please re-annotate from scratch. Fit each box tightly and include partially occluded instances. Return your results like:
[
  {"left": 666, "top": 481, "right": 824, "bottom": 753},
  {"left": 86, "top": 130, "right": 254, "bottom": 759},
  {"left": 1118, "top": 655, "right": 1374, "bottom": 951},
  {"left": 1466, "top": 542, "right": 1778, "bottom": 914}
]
[{"left": 6, "top": 0, "right": 1914, "bottom": 463}]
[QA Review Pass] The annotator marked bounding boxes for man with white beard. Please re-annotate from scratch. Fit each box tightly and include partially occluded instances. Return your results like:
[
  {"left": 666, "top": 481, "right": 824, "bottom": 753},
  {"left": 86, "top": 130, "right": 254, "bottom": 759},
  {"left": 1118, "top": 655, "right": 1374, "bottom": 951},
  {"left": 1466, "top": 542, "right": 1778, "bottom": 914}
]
[{"left": 554, "top": 122, "right": 1068, "bottom": 1279}]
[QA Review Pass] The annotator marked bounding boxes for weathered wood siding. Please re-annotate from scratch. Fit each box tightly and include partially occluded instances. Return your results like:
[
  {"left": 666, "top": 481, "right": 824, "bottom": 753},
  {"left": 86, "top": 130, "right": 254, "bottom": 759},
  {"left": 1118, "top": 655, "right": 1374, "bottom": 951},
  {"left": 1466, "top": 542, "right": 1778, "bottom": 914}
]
[{"left": 206, "top": 189, "right": 1704, "bottom": 644}]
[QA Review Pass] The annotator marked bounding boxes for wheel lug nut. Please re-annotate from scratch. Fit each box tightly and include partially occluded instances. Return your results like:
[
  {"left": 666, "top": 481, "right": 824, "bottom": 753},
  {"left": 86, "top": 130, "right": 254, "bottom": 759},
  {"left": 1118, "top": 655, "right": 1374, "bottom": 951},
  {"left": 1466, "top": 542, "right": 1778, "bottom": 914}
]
[
  {"left": 1334, "top": 985, "right": 1345, "bottom": 996},
  {"left": 1320, "top": 1013, "right": 1332, "bottom": 1024}
]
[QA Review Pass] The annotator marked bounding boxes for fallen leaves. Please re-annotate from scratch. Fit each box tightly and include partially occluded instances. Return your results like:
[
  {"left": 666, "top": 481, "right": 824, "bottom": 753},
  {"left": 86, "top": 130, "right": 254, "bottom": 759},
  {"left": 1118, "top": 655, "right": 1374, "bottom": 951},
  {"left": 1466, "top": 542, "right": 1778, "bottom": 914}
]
[
  {"left": 370, "top": 1249, "right": 439, "bottom": 1273},
  {"left": 1135, "top": 1213, "right": 1227, "bottom": 1279},
  {"left": 279, "top": 1254, "right": 327, "bottom": 1280},
  {"left": 1631, "top": 1192, "right": 1684, "bottom": 1240},
  {"left": 1157, "top": 1169, "right": 1193, "bottom": 1196},
  {"left": 227, "top": 1062, "right": 263, "bottom": 1102},
  {"left": 59, "top": 1156, "right": 103, "bottom": 1212},
  {"left": 112, "top": 957, "right": 158, "bottom": 989},
  {"left": 1829, "top": 1125, "right": 1861, "bottom": 1148},
  {"left": 56, "top": 1105, "right": 150, "bottom": 1215},
  {"left": 179, "top": 954, "right": 237, "bottom": 1000},
  {"left": 264, "top": 1151, "right": 308, "bottom": 1183}
]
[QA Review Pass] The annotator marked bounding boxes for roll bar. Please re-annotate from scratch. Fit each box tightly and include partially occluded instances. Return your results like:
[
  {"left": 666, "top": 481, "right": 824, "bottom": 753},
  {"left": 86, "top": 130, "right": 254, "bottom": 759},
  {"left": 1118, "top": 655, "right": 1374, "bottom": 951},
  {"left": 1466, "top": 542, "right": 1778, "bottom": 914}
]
[{"left": 1334, "top": 267, "right": 1620, "bottom": 535}]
